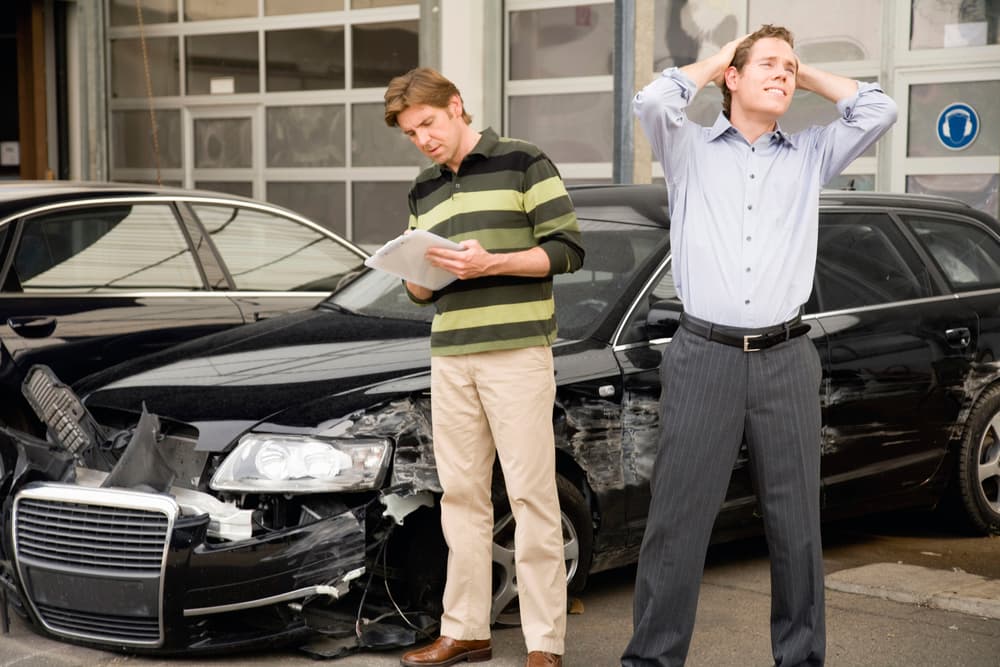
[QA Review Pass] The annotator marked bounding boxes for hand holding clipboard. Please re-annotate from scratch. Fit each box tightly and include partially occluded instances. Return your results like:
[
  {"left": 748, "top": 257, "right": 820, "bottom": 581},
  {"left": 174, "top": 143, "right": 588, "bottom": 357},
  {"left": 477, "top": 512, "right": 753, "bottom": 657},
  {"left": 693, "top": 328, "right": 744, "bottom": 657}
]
[{"left": 364, "top": 229, "right": 465, "bottom": 290}]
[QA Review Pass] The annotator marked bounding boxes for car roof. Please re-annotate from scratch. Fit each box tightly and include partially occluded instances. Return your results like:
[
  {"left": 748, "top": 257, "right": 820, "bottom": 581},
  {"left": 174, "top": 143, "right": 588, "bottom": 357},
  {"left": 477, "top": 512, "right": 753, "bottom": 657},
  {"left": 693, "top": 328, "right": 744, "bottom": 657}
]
[
  {"left": 567, "top": 183, "right": 996, "bottom": 229},
  {"left": 0, "top": 180, "right": 264, "bottom": 218}
]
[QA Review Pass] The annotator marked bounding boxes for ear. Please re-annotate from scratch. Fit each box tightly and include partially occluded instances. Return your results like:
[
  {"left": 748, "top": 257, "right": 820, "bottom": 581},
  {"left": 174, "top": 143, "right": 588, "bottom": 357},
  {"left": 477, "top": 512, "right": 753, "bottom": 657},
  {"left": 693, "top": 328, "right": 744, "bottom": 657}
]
[
  {"left": 447, "top": 94, "right": 463, "bottom": 119},
  {"left": 723, "top": 66, "right": 739, "bottom": 91}
]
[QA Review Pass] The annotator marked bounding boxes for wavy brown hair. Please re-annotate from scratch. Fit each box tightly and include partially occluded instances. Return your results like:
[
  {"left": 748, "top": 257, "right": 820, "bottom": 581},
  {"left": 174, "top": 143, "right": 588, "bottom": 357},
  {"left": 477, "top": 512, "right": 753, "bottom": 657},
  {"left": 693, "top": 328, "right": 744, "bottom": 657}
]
[
  {"left": 384, "top": 67, "right": 472, "bottom": 127},
  {"left": 722, "top": 24, "right": 795, "bottom": 117}
]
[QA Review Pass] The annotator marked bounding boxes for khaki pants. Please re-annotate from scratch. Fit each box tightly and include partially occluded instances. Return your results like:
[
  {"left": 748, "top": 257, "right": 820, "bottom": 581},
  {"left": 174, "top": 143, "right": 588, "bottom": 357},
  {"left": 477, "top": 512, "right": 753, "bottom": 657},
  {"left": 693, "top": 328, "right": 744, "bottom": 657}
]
[{"left": 431, "top": 345, "right": 566, "bottom": 655}]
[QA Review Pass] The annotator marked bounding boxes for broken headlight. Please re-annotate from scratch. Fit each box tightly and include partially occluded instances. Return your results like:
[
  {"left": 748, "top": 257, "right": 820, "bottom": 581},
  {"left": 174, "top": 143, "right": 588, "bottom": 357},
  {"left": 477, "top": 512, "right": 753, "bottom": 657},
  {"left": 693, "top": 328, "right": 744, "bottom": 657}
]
[{"left": 210, "top": 434, "right": 391, "bottom": 493}]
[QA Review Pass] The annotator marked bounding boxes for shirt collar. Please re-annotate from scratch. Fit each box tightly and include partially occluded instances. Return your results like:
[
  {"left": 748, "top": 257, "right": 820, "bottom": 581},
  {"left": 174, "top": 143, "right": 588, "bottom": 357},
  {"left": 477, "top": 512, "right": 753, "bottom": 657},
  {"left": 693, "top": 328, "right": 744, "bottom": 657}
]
[
  {"left": 707, "top": 112, "right": 797, "bottom": 149},
  {"left": 429, "top": 127, "right": 499, "bottom": 178}
]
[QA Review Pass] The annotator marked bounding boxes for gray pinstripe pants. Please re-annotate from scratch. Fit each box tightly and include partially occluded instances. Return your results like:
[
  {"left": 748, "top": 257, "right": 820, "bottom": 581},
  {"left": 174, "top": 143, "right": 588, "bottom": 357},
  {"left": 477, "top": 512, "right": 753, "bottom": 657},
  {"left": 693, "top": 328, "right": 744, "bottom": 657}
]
[{"left": 622, "top": 325, "right": 825, "bottom": 667}]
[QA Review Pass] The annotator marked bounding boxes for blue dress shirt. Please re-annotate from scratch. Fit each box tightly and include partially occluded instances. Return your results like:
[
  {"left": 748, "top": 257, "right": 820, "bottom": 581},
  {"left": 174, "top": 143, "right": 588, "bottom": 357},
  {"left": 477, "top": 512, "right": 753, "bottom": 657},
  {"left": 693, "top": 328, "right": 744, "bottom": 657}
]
[{"left": 634, "top": 68, "right": 898, "bottom": 328}]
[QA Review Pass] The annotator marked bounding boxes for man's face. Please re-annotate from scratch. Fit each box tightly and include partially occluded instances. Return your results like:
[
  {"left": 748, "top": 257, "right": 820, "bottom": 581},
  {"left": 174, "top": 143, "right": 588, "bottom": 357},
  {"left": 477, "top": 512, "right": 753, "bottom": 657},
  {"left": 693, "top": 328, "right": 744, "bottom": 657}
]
[
  {"left": 396, "top": 96, "right": 465, "bottom": 167},
  {"left": 727, "top": 37, "right": 797, "bottom": 121}
]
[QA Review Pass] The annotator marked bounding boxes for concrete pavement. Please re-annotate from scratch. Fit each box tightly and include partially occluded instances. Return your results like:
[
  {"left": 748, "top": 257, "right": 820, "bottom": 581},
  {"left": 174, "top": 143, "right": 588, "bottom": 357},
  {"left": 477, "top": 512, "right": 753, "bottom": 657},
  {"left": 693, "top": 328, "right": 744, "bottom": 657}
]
[{"left": 2, "top": 553, "right": 1000, "bottom": 666}]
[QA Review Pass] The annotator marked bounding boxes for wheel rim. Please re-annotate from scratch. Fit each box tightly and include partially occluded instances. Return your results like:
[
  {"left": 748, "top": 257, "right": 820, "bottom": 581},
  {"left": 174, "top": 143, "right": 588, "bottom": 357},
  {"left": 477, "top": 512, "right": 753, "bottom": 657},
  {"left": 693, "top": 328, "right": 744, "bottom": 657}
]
[
  {"left": 976, "top": 413, "right": 1000, "bottom": 517},
  {"left": 490, "top": 508, "right": 579, "bottom": 625}
]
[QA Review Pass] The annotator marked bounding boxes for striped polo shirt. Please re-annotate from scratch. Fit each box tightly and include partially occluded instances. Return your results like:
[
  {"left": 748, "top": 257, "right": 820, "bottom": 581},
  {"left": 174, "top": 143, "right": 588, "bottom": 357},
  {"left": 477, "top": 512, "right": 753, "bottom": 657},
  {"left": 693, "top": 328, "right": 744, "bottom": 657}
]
[{"left": 405, "top": 128, "right": 584, "bottom": 356}]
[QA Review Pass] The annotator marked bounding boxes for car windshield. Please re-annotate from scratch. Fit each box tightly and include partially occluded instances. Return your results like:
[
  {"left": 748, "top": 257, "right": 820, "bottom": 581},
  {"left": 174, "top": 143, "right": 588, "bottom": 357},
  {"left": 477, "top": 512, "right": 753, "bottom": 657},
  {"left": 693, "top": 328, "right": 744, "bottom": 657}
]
[{"left": 323, "top": 219, "right": 667, "bottom": 339}]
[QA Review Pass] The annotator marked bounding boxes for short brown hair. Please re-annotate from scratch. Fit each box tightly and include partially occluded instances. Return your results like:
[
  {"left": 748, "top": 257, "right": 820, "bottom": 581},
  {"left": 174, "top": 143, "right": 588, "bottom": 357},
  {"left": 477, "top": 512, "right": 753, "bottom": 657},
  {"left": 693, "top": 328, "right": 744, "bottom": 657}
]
[
  {"left": 722, "top": 24, "right": 795, "bottom": 117},
  {"left": 384, "top": 67, "right": 472, "bottom": 127}
]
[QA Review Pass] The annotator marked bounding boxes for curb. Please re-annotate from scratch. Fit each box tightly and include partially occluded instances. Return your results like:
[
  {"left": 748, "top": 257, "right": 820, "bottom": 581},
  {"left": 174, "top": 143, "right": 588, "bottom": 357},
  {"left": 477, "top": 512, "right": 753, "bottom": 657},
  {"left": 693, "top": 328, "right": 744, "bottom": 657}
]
[{"left": 826, "top": 562, "right": 1000, "bottom": 620}]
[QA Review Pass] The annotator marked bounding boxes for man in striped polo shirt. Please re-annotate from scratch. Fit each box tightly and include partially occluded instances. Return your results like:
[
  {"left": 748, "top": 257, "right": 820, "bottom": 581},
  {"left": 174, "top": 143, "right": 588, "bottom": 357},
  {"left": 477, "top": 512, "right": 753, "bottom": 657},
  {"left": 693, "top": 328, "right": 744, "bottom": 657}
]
[{"left": 384, "top": 67, "right": 584, "bottom": 667}]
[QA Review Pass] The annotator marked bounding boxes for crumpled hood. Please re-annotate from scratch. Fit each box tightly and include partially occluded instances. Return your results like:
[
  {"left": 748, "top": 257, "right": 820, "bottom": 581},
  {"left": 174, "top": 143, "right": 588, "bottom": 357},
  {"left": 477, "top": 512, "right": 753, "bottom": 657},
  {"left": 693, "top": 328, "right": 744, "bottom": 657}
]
[{"left": 80, "top": 308, "right": 432, "bottom": 429}]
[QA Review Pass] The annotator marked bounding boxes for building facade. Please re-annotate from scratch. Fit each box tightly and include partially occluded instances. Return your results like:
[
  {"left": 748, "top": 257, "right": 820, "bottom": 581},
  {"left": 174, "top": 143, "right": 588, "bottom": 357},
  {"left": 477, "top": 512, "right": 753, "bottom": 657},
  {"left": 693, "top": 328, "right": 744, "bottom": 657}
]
[{"left": 5, "top": 0, "right": 999, "bottom": 246}]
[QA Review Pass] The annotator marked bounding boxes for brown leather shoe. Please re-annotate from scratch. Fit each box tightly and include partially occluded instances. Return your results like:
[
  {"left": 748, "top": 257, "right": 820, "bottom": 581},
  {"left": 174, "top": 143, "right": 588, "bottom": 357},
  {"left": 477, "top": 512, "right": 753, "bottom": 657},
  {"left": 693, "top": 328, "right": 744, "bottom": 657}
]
[
  {"left": 526, "top": 651, "right": 563, "bottom": 667},
  {"left": 400, "top": 636, "right": 492, "bottom": 666}
]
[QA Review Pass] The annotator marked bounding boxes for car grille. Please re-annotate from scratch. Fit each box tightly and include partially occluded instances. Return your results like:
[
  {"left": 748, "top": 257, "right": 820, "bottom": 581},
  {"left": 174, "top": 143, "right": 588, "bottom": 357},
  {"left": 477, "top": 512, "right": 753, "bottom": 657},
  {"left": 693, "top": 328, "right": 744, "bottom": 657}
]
[{"left": 12, "top": 484, "right": 178, "bottom": 646}]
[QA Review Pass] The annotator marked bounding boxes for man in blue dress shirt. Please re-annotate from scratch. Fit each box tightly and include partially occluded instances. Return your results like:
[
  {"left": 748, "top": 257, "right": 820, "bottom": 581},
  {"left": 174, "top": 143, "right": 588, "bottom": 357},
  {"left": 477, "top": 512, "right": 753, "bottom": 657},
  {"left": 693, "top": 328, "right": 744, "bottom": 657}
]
[{"left": 622, "top": 25, "right": 897, "bottom": 667}]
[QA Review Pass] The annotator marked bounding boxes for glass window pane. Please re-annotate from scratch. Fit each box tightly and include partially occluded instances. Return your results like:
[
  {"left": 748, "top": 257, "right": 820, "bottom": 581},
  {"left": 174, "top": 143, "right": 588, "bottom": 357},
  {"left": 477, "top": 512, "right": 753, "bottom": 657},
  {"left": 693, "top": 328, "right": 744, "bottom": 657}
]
[
  {"left": 352, "top": 102, "right": 424, "bottom": 167},
  {"left": 906, "top": 214, "right": 1000, "bottom": 290},
  {"left": 15, "top": 205, "right": 201, "bottom": 292},
  {"left": 109, "top": 0, "right": 177, "bottom": 26},
  {"left": 266, "top": 0, "right": 344, "bottom": 14},
  {"left": 907, "top": 174, "right": 1000, "bottom": 218},
  {"left": 815, "top": 213, "right": 932, "bottom": 311},
  {"left": 352, "top": 20, "right": 418, "bottom": 88},
  {"left": 908, "top": 81, "right": 1000, "bottom": 157},
  {"left": 509, "top": 92, "right": 613, "bottom": 163},
  {"left": 911, "top": 0, "right": 1000, "bottom": 49},
  {"left": 111, "top": 38, "right": 179, "bottom": 98},
  {"left": 267, "top": 182, "right": 346, "bottom": 237},
  {"left": 185, "top": 0, "right": 256, "bottom": 21},
  {"left": 192, "top": 203, "right": 361, "bottom": 291},
  {"left": 266, "top": 27, "right": 345, "bottom": 91},
  {"left": 111, "top": 110, "right": 182, "bottom": 169},
  {"left": 652, "top": 0, "right": 741, "bottom": 70},
  {"left": 748, "top": 0, "right": 882, "bottom": 62},
  {"left": 267, "top": 105, "right": 345, "bottom": 167},
  {"left": 194, "top": 118, "right": 252, "bottom": 168},
  {"left": 352, "top": 181, "right": 410, "bottom": 246},
  {"left": 186, "top": 33, "right": 259, "bottom": 95},
  {"left": 510, "top": 4, "right": 613, "bottom": 79},
  {"left": 194, "top": 181, "right": 254, "bottom": 198}
]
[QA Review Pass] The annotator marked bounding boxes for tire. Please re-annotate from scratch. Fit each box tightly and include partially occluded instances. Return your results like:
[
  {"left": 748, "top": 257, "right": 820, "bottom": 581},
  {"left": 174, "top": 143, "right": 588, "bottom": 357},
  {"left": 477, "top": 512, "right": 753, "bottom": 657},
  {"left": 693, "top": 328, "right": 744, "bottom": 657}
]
[
  {"left": 490, "top": 474, "right": 594, "bottom": 626},
  {"left": 952, "top": 384, "right": 1000, "bottom": 534}
]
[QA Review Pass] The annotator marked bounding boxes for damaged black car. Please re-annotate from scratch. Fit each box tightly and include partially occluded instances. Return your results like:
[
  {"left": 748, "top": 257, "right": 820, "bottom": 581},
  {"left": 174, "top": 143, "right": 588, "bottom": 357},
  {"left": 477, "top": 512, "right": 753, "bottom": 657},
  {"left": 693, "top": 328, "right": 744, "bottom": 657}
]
[{"left": 2, "top": 185, "right": 1000, "bottom": 658}]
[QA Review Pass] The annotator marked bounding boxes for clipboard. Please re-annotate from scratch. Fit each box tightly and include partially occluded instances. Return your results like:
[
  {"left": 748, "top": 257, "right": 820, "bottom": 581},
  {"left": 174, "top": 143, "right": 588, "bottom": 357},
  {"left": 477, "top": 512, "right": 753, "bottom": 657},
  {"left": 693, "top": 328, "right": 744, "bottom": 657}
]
[{"left": 364, "top": 228, "right": 465, "bottom": 290}]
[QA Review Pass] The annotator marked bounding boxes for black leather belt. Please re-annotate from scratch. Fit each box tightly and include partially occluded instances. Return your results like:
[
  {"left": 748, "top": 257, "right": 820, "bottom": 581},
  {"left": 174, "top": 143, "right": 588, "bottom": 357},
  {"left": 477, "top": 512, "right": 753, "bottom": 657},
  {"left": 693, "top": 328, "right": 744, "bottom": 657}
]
[{"left": 679, "top": 313, "right": 811, "bottom": 352}]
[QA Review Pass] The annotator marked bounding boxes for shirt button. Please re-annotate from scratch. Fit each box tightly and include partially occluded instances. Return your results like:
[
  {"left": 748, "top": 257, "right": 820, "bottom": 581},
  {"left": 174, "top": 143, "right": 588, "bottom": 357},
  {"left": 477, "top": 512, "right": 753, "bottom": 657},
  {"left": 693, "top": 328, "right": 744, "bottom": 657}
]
[
  {"left": 746, "top": 267, "right": 751, "bottom": 272},
  {"left": 746, "top": 236, "right": 752, "bottom": 241},
  {"left": 745, "top": 299, "right": 751, "bottom": 304},
  {"left": 750, "top": 174, "right": 755, "bottom": 179},
  {"left": 751, "top": 147, "right": 756, "bottom": 152},
  {"left": 747, "top": 204, "right": 753, "bottom": 210}
]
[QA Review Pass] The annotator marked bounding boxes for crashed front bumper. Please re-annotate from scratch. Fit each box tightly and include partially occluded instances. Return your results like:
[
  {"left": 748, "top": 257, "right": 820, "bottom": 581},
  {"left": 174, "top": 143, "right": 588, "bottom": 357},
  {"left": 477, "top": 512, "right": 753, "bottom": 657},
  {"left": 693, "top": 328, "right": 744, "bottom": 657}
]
[{"left": 10, "top": 480, "right": 366, "bottom": 653}]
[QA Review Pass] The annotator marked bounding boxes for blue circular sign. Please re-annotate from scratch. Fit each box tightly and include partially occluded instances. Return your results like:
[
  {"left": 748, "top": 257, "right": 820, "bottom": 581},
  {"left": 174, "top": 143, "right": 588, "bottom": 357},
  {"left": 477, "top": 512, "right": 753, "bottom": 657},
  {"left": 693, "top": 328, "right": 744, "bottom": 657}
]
[{"left": 936, "top": 103, "right": 979, "bottom": 150}]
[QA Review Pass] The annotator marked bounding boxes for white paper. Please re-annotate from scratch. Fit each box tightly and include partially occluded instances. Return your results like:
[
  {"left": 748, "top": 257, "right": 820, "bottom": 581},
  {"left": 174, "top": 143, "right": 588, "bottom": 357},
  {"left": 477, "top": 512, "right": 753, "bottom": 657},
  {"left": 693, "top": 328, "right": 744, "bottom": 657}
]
[
  {"left": 943, "top": 22, "right": 987, "bottom": 48},
  {"left": 1, "top": 141, "right": 19, "bottom": 166},
  {"left": 209, "top": 77, "right": 235, "bottom": 94},
  {"left": 364, "top": 229, "right": 465, "bottom": 290}
]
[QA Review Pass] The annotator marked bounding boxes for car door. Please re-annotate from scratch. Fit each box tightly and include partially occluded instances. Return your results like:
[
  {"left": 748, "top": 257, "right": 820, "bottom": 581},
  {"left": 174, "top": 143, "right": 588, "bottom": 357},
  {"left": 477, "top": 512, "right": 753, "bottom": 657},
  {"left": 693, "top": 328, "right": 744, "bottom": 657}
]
[
  {"left": 0, "top": 200, "right": 244, "bottom": 428},
  {"left": 810, "top": 209, "right": 978, "bottom": 512},
  {"left": 187, "top": 202, "right": 367, "bottom": 322}
]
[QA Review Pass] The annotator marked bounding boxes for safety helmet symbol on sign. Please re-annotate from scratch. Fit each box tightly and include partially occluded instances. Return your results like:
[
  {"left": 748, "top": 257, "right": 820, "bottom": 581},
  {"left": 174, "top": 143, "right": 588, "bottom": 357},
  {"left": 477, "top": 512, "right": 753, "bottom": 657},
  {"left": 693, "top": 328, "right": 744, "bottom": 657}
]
[{"left": 937, "top": 103, "right": 979, "bottom": 150}]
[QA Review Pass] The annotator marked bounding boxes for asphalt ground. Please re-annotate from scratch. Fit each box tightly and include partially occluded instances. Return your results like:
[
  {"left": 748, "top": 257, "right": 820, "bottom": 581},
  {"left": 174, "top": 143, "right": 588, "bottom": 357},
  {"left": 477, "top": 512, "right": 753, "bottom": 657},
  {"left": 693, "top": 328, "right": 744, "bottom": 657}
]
[{"left": 4, "top": 512, "right": 1000, "bottom": 666}]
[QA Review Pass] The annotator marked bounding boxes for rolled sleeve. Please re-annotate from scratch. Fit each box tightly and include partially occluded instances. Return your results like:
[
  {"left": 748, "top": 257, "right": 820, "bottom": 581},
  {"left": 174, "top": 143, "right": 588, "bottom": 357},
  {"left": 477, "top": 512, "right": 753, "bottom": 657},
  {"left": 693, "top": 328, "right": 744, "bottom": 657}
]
[
  {"left": 634, "top": 68, "right": 701, "bottom": 179},
  {"left": 818, "top": 81, "right": 897, "bottom": 184}
]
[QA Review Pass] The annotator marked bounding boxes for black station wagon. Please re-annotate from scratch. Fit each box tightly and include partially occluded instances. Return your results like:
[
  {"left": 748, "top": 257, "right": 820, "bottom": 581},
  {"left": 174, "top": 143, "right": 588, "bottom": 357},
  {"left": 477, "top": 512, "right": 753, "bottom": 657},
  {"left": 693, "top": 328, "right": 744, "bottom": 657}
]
[
  {"left": 0, "top": 182, "right": 367, "bottom": 435},
  {"left": 2, "top": 184, "right": 999, "bottom": 657}
]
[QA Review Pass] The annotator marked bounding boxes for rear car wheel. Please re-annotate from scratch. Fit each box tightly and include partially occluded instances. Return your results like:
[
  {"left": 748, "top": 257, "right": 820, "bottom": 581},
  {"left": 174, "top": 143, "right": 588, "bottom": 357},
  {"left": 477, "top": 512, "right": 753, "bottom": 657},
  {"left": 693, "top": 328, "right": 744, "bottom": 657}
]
[
  {"left": 954, "top": 384, "right": 1000, "bottom": 534},
  {"left": 491, "top": 474, "right": 593, "bottom": 626}
]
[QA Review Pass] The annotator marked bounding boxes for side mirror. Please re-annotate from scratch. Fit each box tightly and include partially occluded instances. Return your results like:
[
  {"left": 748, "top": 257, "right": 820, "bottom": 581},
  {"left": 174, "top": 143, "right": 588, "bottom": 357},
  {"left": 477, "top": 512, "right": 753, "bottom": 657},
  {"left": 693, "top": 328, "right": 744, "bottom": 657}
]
[{"left": 646, "top": 299, "right": 682, "bottom": 340}]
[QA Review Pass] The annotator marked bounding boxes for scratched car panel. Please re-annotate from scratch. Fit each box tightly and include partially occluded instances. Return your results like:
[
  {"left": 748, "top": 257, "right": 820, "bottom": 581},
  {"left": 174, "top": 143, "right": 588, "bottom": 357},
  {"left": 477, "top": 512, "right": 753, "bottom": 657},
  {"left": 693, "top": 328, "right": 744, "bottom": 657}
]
[{"left": 1, "top": 184, "right": 999, "bottom": 657}]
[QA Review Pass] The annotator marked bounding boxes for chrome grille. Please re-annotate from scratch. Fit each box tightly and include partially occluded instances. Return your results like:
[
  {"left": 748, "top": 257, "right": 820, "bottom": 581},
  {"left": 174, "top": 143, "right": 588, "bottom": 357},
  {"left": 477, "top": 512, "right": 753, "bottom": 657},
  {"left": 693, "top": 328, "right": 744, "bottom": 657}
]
[
  {"left": 35, "top": 604, "right": 161, "bottom": 642},
  {"left": 12, "top": 484, "right": 178, "bottom": 647},
  {"left": 15, "top": 499, "right": 168, "bottom": 573}
]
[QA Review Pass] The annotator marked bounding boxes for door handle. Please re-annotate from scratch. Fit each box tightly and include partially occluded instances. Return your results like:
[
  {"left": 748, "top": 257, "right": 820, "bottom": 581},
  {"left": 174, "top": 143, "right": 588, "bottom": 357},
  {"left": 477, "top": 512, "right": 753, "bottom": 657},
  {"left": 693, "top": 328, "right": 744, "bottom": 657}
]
[
  {"left": 944, "top": 327, "right": 971, "bottom": 349},
  {"left": 7, "top": 316, "right": 57, "bottom": 339}
]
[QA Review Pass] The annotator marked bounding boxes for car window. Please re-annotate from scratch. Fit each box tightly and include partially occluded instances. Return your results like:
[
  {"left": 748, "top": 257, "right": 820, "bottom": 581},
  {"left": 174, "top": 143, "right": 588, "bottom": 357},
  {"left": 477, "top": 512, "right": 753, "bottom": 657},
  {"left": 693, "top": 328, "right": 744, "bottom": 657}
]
[
  {"left": 553, "top": 222, "right": 666, "bottom": 340},
  {"left": 904, "top": 215, "right": 1000, "bottom": 292},
  {"left": 618, "top": 258, "right": 678, "bottom": 345},
  {"left": 11, "top": 204, "right": 203, "bottom": 293},
  {"left": 811, "top": 212, "right": 932, "bottom": 313},
  {"left": 192, "top": 204, "right": 364, "bottom": 291}
]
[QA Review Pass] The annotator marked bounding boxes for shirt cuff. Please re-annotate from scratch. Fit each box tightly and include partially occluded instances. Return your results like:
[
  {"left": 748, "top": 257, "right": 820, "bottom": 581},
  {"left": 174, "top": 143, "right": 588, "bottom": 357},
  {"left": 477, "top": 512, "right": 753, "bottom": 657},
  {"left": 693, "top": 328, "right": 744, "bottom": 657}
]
[{"left": 836, "top": 80, "right": 883, "bottom": 118}]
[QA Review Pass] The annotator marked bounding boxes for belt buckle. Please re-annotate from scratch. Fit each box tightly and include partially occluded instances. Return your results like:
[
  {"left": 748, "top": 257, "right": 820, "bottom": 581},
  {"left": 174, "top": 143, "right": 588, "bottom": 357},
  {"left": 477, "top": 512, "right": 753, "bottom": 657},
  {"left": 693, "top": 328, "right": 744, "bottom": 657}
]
[{"left": 743, "top": 334, "right": 761, "bottom": 352}]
